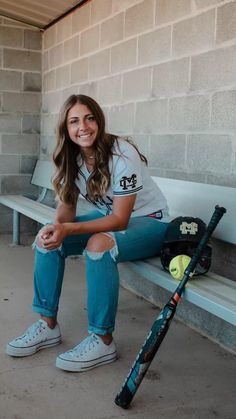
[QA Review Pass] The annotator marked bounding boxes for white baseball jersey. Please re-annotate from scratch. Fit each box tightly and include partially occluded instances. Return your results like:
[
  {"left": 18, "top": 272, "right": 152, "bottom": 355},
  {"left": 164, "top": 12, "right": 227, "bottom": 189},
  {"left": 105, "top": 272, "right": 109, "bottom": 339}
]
[{"left": 75, "top": 139, "right": 169, "bottom": 221}]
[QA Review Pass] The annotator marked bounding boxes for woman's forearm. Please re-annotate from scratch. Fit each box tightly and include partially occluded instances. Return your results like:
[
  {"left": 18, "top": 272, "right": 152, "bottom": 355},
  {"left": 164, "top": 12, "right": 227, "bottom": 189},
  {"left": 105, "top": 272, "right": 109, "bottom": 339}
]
[
  {"left": 63, "top": 195, "right": 136, "bottom": 235},
  {"left": 54, "top": 202, "right": 76, "bottom": 223},
  {"left": 64, "top": 213, "right": 127, "bottom": 236}
]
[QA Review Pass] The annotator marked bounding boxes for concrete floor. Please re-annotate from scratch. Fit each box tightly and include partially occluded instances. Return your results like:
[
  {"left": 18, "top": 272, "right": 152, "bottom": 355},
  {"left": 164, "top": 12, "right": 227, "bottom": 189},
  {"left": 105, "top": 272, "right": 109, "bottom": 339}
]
[{"left": 0, "top": 234, "right": 235, "bottom": 419}]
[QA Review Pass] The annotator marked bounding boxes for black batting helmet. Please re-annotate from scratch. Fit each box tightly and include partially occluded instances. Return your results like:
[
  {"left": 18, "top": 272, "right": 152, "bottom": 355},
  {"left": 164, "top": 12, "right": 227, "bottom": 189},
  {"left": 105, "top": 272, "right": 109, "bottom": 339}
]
[{"left": 160, "top": 216, "right": 212, "bottom": 275}]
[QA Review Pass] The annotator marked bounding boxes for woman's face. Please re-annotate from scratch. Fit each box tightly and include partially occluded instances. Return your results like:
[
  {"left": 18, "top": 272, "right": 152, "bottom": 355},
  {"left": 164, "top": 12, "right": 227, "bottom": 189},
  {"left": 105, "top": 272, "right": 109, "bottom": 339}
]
[{"left": 66, "top": 103, "right": 99, "bottom": 154}]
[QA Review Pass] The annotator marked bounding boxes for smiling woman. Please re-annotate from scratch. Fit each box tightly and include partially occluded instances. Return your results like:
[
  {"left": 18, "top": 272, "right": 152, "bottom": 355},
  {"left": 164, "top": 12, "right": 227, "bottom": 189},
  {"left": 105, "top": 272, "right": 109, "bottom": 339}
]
[{"left": 6, "top": 94, "right": 170, "bottom": 374}]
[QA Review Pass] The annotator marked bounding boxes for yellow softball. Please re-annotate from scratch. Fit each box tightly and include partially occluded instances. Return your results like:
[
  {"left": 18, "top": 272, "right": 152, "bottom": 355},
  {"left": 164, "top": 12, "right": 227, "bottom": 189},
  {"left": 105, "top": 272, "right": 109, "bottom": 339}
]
[{"left": 169, "top": 255, "right": 191, "bottom": 280}]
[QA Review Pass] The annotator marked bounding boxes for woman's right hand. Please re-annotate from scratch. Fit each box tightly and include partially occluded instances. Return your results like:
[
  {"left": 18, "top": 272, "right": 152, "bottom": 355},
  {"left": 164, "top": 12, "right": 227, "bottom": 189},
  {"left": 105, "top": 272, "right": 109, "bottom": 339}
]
[{"left": 38, "top": 223, "right": 69, "bottom": 250}]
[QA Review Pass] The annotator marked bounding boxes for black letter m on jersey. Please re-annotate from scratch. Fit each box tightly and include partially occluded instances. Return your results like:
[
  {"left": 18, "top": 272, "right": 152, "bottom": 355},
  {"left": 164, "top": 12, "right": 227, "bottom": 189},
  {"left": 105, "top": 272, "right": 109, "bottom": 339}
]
[{"left": 120, "top": 174, "right": 137, "bottom": 190}]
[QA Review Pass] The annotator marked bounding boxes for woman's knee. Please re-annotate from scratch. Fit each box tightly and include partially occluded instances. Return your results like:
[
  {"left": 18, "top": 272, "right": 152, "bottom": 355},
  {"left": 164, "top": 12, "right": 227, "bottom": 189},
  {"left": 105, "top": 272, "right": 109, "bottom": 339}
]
[
  {"left": 86, "top": 233, "right": 115, "bottom": 253},
  {"left": 35, "top": 234, "right": 44, "bottom": 249}
]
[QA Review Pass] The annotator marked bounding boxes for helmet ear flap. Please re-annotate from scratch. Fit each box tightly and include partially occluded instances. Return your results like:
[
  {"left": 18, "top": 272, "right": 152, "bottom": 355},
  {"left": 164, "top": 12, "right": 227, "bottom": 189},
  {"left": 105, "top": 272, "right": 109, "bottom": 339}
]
[
  {"left": 160, "top": 216, "right": 212, "bottom": 276},
  {"left": 160, "top": 245, "right": 172, "bottom": 271}
]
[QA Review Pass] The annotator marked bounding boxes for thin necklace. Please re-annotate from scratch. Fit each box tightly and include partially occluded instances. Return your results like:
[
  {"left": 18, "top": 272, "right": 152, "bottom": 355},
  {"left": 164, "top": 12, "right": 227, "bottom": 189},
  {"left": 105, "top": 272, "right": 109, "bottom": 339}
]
[{"left": 82, "top": 153, "right": 95, "bottom": 161}]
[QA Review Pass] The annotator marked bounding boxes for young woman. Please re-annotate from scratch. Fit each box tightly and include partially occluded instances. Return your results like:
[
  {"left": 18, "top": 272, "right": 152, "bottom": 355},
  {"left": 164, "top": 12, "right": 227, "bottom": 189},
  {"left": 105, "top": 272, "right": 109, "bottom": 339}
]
[{"left": 6, "top": 94, "right": 169, "bottom": 372}]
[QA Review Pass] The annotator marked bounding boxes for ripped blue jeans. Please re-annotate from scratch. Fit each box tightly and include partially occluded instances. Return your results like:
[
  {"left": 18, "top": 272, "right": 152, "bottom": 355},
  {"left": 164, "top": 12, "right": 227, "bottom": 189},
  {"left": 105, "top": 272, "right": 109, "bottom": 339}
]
[{"left": 33, "top": 210, "right": 169, "bottom": 336}]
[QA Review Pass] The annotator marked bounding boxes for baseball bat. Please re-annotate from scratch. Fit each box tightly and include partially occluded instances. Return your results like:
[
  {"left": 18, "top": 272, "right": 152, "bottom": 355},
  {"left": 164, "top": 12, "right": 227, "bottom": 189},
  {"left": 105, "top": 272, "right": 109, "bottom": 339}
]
[{"left": 115, "top": 205, "right": 226, "bottom": 409}]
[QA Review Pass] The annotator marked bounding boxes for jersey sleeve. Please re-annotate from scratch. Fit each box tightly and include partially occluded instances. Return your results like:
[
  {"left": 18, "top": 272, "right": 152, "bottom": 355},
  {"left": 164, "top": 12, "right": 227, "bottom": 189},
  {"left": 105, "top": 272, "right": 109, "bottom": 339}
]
[{"left": 112, "top": 142, "right": 143, "bottom": 196}]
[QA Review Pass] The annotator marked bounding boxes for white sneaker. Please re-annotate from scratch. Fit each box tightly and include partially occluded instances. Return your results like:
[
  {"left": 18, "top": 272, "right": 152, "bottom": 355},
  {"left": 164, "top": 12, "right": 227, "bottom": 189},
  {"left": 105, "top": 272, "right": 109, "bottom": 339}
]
[
  {"left": 6, "top": 319, "right": 61, "bottom": 357},
  {"left": 56, "top": 333, "right": 117, "bottom": 372}
]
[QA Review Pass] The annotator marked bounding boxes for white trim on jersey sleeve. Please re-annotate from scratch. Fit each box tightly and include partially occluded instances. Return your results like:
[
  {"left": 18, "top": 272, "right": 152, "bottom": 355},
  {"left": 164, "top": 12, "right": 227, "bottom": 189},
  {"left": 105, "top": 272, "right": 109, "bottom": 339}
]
[{"left": 112, "top": 141, "right": 143, "bottom": 196}]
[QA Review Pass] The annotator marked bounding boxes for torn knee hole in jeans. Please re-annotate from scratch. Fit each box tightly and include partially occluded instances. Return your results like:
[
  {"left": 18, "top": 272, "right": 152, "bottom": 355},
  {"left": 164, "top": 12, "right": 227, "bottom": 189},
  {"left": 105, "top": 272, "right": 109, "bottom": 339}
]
[
  {"left": 32, "top": 236, "right": 62, "bottom": 254},
  {"left": 85, "top": 233, "right": 119, "bottom": 262}
]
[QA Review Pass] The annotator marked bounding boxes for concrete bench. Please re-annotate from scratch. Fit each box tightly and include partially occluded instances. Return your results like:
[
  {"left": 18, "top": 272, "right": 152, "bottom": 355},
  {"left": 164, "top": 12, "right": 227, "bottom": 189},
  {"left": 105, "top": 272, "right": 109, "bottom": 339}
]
[
  {"left": 0, "top": 160, "right": 56, "bottom": 245},
  {"left": 0, "top": 160, "right": 235, "bottom": 351}
]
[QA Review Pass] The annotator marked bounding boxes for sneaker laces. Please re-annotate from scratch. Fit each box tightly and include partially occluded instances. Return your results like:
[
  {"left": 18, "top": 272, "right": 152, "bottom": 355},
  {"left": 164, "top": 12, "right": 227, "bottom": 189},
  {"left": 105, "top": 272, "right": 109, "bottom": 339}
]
[
  {"left": 15, "top": 320, "right": 47, "bottom": 344},
  {"left": 69, "top": 334, "right": 100, "bottom": 356}
]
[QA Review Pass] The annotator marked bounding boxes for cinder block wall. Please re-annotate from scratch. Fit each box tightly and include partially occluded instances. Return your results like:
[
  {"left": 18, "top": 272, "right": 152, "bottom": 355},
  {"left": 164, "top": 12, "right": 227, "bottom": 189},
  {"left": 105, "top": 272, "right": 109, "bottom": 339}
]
[
  {"left": 41, "top": 0, "right": 236, "bottom": 189},
  {"left": 0, "top": 17, "right": 42, "bottom": 232}
]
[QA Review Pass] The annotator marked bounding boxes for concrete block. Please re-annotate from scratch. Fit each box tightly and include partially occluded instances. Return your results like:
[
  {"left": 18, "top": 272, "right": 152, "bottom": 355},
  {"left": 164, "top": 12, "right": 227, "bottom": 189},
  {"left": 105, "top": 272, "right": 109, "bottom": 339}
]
[
  {"left": 80, "top": 25, "right": 100, "bottom": 56},
  {"left": 161, "top": 169, "right": 206, "bottom": 183},
  {"left": 111, "top": 38, "right": 136, "bottom": 73},
  {"left": 191, "top": 46, "right": 236, "bottom": 92},
  {"left": 24, "top": 30, "right": 42, "bottom": 50},
  {"left": 43, "top": 25, "right": 56, "bottom": 50},
  {"left": 49, "top": 44, "right": 63, "bottom": 69},
  {"left": 0, "top": 49, "right": 2, "bottom": 68},
  {"left": 0, "top": 155, "right": 20, "bottom": 174},
  {"left": 43, "top": 70, "right": 56, "bottom": 92},
  {"left": 207, "top": 173, "right": 236, "bottom": 188},
  {"left": 148, "top": 134, "right": 186, "bottom": 169},
  {"left": 108, "top": 103, "right": 135, "bottom": 133},
  {"left": 20, "top": 156, "right": 37, "bottom": 174},
  {"left": 61, "top": 86, "right": 78, "bottom": 103},
  {"left": 156, "top": 0, "right": 191, "bottom": 24},
  {"left": 0, "top": 115, "right": 21, "bottom": 133},
  {"left": 24, "top": 72, "right": 41, "bottom": 92},
  {"left": 98, "top": 75, "right": 122, "bottom": 104},
  {"left": 71, "top": 57, "right": 88, "bottom": 84},
  {"left": 138, "top": 26, "right": 171, "bottom": 65},
  {"left": 0, "top": 69, "right": 22, "bottom": 91},
  {"left": 42, "top": 91, "right": 62, "bottom": 114},
  {"left": 1, "top": 134, "right": 39, "bottom": 155},
  {"left": 2, "top": 92, "right": 40, "bottom": 113},
  {"left": 101, "top": 13, "right": 124, "bottom": 48},
  {"left": 216, "top": 1, "right": 236, "bottom": 44},
  {"left": 56, "top": 14, "right": 72, "bottom": 43},
  {"left": 211, "top": 90, "right": 236, "bottom": 129},
  {"left": 22, "top": 115, "right": 40, "bottom": 134},
  {"left": 102, "top": 106, "right": 109, "bottom": 128},
  {"left": 3, "top": 49, "right": 41, "bottom": 71},
  {"left": 153, "top": 57, "right": 189, "bottom": 97},
  {"left": 43, "top": 51, "right": 49, "bottom": 72},
  {"left": 187, "top": 134, "right": 232, "bottom": 174},
  {"left": 130, "top": 134, "right": 149, "bottom": 157},
  {"left": 0, "top": 205, "right": 13, "bottom": 232},
  {"left": 195, "top": 0, "right": 221, "bottom": 8},
  {"left": 63, "top": 36, "right": 79, "bottom": 62},
  {"left": 56, "top": 64, "right": 70, "bottom": 89},
  {"left": 2, "top": 17, "right": 31, "bottom": 28},
  {"left": 135, "top": 99, "right": 168, "bottom": 132},
  {"left": 40, "top": 134, "right": 57, "bottom": 156},
  {"left": 147, "top": 166, "right": 166, "bottom": 177},
  {"left": 79, "top": 82, "right": 99, "bottom": 100},
  {"left": 112, "top": 0, "right": 143, "bottom": 14},
  {"left": 172, "top": 10, "right": 215, "bottom": 56},
  {"left": 0, "top": 26, "right": 23, "bottom": 47},
  {"left": 91, "top": 0, "right": 112, "bottom": 24},
  {"left": 89, "top": 49, "right": 110, "bottom": 79},
  {"left": 169, "top": 95, "right": 210, "bottom": 130},
  {"left": 125, "top": 0, "right": 154, "bottom": 37},
  {"left": 72, "top": 2, "right": 91, "bottom": 34},
  {"left": 1, "top": 174, "right": 35, "bottom": 194},
  {"left": 123, "top": 67, "right": 152, "bottom": 100},
  {"left": 41, "top": 114, "right": 57, "bottom": 136}
]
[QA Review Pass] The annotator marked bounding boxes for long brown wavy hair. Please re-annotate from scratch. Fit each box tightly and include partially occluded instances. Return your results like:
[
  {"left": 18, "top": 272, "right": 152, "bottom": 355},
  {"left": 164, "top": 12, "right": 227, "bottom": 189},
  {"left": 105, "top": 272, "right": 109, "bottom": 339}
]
[{"left": 53, "top": 94, "right": 147, "bottom": 205}]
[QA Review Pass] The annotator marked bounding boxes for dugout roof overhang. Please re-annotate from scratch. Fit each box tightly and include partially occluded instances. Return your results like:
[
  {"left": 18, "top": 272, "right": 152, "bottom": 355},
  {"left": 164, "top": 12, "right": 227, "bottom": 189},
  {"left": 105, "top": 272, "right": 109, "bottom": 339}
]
[{"left": 0, "top": 0, "right": 88, "bottom": 30}]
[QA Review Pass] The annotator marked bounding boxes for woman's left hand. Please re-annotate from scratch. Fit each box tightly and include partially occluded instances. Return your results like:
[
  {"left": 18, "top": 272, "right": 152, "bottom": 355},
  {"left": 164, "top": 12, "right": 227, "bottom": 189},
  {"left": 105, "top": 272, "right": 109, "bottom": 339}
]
[{"left": 38, "top": 223, "right": 68, "bottom": 250}]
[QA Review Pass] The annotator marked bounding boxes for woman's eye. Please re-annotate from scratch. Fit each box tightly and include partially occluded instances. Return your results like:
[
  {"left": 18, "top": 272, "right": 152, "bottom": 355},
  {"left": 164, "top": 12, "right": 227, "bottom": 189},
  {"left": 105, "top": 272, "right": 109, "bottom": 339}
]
[{"left": 87, "top": 116, "right": 95, "bottom": 122}]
